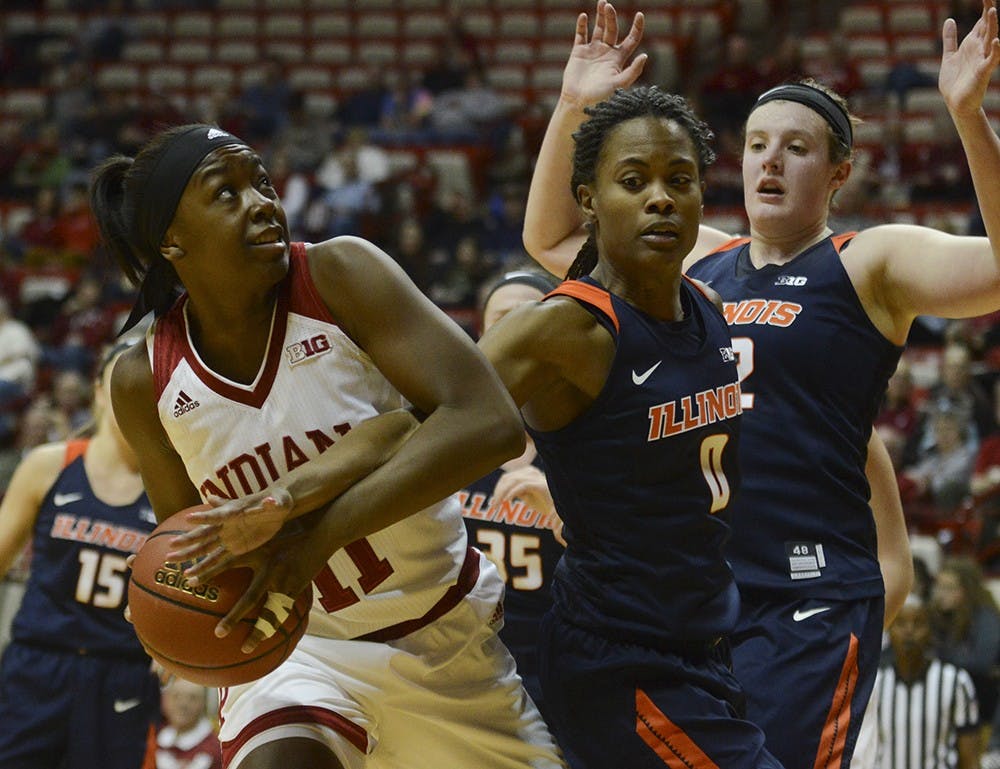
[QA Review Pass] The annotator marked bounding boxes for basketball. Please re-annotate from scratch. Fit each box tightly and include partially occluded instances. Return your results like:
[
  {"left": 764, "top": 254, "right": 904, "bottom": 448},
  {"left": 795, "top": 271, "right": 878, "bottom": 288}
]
[{"left": 127, "top": 506, "right": 312, "bottom": 687}]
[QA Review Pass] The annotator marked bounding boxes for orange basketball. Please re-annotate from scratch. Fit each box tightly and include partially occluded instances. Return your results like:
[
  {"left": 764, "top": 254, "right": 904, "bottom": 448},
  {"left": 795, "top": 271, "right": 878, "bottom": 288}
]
[{"left": 127, "top": 506, "right": 311, "bottom": 687}]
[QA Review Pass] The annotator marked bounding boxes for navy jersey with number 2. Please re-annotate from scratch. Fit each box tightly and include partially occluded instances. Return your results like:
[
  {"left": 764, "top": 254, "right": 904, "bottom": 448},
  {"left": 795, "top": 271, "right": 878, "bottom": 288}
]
[{"left": 686, "top": 234, "right": 901, "bottom": 769}]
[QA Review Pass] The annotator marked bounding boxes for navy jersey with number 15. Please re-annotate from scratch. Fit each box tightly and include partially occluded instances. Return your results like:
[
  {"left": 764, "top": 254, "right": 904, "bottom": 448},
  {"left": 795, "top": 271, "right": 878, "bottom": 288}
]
[{"left": 529, "top": 276, "right": 742, "bottom": 645}]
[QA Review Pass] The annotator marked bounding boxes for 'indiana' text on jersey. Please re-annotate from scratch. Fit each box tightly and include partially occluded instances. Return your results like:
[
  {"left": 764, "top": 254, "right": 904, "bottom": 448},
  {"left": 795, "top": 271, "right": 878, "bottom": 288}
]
[
  {"left": 528, "top": 277, "right": 742, "bottom": 646},
  {"left": 149, "top": 243, "right": 477, "bottom": 641},
  {"left": 686, "top": 234, "right": 903, "bottom": 598}
]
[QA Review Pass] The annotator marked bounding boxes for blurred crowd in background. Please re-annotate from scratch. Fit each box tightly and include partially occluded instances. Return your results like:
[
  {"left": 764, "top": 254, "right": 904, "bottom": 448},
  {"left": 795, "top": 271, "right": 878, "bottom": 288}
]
[{"left": 1, "top": 0, "right": 1000, "bottom": 578}]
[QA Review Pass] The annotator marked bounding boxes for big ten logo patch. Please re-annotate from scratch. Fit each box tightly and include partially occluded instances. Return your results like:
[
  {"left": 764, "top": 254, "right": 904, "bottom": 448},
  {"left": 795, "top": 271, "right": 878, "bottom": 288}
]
[{"left": 286, "top": 334, "right": 332, "bottom": 366}]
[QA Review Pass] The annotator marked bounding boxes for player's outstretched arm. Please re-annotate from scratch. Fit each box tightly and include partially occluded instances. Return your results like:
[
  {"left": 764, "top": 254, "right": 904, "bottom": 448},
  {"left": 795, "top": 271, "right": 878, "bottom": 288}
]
[
  {"left": 306, "top": 236, "right": 525, "bottom": 554},
  {"left": 867, "top": 429, "right": 912, "bottom": 629},
  {"left": 523, "top": 0, "right": 646, "bottom": 277},
  {"left": 0, "top": 444, "right": 63, "bottom": 578},
  {"left": 852, "top": 2, "right": 1000, "bottom": 334}
]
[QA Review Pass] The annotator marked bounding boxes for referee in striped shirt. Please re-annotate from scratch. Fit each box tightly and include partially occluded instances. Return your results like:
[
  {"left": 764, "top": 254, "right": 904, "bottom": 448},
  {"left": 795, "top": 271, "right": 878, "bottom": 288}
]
[{"left": 874, "top": 593, "right": 980, "bottom": 769}]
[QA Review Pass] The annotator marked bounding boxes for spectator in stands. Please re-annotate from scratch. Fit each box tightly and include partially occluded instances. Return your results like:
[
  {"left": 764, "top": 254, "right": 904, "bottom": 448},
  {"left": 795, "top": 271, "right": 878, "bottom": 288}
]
[
  {"left": 318, "top": 151, "right": 381, "bottom": 239},
  {"left": 699, "top": 33, "right": 759, "bottom": 149},
  {"left": 377, "top": 69, "right": 434, "bottom": 142},
  {"left": 874, "top": 593, "right": 980, "bottom": 769},
  {"left": 0, "top": 296, "right": 39, "bottom": 416},
  {"left": 273, "top": 90, "right": 333, "bottom": 174},
  {"left": 970, "top": 379, "right": 1000, "bottom": 565},
  {"left": 805, "top": 32, "right": 863, "bottom": 99},
  {"left": 430, "top": 70, "right": 511, "bottom": 145},
  {"left": 390, "top": 215, "right": 438, "bottom": 294},
  {"left": 11, "top": 123, "right": 72, "bottom": 195},
  {"left": 757, "top": 36, "right": 805, "bottom": 90},
  {"left": 238, "top": 58, "right": 294, "bottom": 143},
  {"left": 428, "top": 233, "right": 495, "bottom": 312},
  {"left": 931, "top": 556, "right": 1000, "bottom": 754},
  {"left": 916, "top": 342, "right": 995, "bottom": 459},
  {"left": 53, "top": 182, "right": 101, "bottom": 261},
  {"left": 422, "top": 37, "right": 474, "bottom": 96},
  {"left": 337, "top": 64, "right": 390, "bottom": 130},
  {"left": 47, "top": 274, "right": 114, "bottom": 370},
  {"left": 315, "top": 127, "right": 391, "bottom": 191},
  {"left": 899, "top": 406, "right": 976, "bottom": 510},
  {"left": 16, "top": 187, "right": 61, "bottom": 260},
  {"left": 50, "top": 369, "right": 91, "bottom": 435},
  {"left": 265, "top": 148, "right": 311, "bottom": 240},
  {"left": 875, "top": 357, "right": 922, "bottom": 470},
  {"left": 145, "top": 679, "right": 222, "bottom": 769},
  {"left": 484, "top": 182, "right": 529, "bottom": 266}
]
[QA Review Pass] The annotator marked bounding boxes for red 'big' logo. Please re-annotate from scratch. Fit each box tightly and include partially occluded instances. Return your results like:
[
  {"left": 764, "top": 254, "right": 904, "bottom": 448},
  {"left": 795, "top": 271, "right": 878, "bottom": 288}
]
[{"left": 286, "top": 334, "right": 332, "bottom": 366}]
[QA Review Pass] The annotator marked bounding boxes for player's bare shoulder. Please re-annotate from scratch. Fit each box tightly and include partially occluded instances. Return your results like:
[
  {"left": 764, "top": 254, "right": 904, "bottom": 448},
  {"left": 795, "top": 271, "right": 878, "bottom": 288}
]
[
  {"left": 110, "top": 339, "right": 154, "bottom": 402},
  {"left": 688, "top": 278, "right": 725, "bottom": 314}
]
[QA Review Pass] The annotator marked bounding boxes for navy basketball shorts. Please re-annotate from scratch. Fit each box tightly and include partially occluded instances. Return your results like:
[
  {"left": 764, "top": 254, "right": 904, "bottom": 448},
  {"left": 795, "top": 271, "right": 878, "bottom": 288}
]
[
  {"left": 538, "top": 611, "right": 783, "bottom": 769},
  {"left": 730, "top": 594, "right": 884, "bottom": 769},
  {"left": 0, "top": 641, "right": 160, "bottom": 769}
]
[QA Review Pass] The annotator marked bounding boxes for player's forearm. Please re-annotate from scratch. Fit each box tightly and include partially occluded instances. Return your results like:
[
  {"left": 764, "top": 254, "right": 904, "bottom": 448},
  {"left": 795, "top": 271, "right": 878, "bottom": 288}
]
[
  {"left": 868, "top": 430, "right": 912, "bottom": 628},
  {"left": 277, "top": 409, "right": 420, "bottom": 518},
  {"left": 523, "top": 98, "right": 590, "bottom": 275},
  {"left": 314, "top": 399, "right": 524, "bottom": 553},
  {"left": 952, "top": 109, "right": 1000, "bottom": 262}
]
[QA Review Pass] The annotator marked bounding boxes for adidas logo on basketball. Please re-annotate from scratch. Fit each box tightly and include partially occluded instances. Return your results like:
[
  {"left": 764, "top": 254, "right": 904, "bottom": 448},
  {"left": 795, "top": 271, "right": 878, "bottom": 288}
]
[{"left": 173, "top": 391, "right": 200, "bottom": 417}]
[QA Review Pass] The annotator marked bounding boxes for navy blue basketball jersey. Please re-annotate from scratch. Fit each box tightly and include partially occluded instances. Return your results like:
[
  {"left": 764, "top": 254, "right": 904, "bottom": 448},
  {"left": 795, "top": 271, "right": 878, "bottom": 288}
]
[
  {"left": 685, "top": 234, "right": 903, "bottom": 599},
  {"left": 460, "top": 455, "right": 562, "bottom": 648},
  {"left": 11, "top": 440, "right": 156, "bottom": 656},
  {"left": 528, "top": 276, "right": 742, "bottom": 645}
]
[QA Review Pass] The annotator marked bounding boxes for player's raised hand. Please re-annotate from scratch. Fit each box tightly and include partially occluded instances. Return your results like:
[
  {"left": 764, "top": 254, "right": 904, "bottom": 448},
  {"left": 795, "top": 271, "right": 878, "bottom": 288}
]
[
  {"left": 167, "top": 489, "right": 293, "bottom": 567},
  {"left": 940, "top": 0, "right": 1000, "bottom": 116},
  {"left": 559, "top": 0, "right": 647, "bottom": 110}
]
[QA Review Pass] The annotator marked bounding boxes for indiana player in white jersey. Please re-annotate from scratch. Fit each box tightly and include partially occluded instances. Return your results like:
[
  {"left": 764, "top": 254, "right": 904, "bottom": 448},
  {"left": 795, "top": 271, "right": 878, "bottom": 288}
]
[{"left": 90, "top": 124, "right": 565, "bottom": 769}]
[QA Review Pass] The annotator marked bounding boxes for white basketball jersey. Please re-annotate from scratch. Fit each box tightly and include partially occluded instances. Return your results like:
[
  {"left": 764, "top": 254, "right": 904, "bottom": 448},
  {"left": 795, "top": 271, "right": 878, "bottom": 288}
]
[{"left": 148, "top": 243, "right": 469, "bottom": 639}]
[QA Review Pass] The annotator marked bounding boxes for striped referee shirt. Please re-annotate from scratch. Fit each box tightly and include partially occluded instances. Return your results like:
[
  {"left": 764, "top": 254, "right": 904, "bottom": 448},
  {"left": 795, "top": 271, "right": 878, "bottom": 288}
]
[{"left": 874, "top": 658, "right": 979, "bottom": 769}]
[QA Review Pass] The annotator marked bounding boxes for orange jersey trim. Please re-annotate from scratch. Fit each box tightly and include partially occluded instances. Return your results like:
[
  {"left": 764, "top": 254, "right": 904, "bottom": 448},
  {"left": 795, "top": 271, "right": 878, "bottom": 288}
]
[
  {"left": 547, "top": 281, "right": 620, "bottom": 333},
  {"left": 706, "top": 233, "right": 856, "bottom": 257},
  {"left": 813, "top": 632, "right": 859, "bottom": 769},
  {"left": 635, "top": 688, "right": 721, "bottom": 769},
  {"left": 64, "top": 438, "right": 89, "bottom": 467}
]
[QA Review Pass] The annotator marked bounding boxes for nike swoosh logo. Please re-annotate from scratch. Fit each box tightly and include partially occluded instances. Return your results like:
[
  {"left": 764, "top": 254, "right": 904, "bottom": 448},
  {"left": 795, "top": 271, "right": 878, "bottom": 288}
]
[
  {"left": 632, "top": 361, "right": 662, "bottom": 386},
  {"left": 54, "top": 493, "right": 84, "bottom": 506},
  {"left": 113, "top": 698, "right": 142, "bottom": 713},
  {"left": 792, "top": 607, "right": 831, "bottom": 622}
]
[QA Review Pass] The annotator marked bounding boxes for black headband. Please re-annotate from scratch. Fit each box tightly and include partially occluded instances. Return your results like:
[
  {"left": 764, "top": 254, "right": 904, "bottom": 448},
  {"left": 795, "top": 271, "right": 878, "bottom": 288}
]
[
  {"left": 119, "top": 125, "right": 248, "bottom": 335},
  {"left": 752, "top": 83, "right": 853, "bottom": 150},
  {"left": 133, "top": 124, "right": 248, "bottom": 257},
  {"left": 483, "top": 270, "right": 559, "bottom": 308}
]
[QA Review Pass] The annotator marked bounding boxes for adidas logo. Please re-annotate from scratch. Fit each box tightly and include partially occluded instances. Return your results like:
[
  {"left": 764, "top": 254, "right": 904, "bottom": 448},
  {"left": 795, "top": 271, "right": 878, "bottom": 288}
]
[
  {"left": 206, "top": 127, "right": 230, "bottom": 140},
  {"left": 173, "top": 390, "right": 200, "bottom": 417}
]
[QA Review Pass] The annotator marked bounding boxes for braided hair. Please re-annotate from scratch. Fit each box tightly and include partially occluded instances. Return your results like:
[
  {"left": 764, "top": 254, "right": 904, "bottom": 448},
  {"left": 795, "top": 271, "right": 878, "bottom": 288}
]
[{"left": 566, "top": 86, "right": 715, "bottom": 280}]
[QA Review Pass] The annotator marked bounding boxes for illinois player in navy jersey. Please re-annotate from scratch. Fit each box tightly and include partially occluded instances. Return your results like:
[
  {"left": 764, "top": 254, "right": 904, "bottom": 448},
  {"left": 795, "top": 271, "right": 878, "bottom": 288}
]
[
  {"left": 90, "top": 124, "right": 564, "bottom": 768},
  {"left": 521, "top": 2, "right": 1000, "bottom": 767},
  {"left": 479, "top": 84, "right": 783, "bottom": 768},
  {"left": 0, "top": 342, "right": 160, "bottom": 769},
  {"left": 461, "top": 268, "right": 564, "bottom": 720}
]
